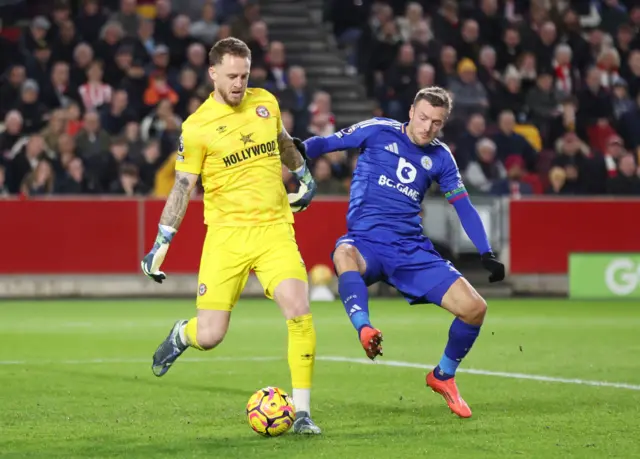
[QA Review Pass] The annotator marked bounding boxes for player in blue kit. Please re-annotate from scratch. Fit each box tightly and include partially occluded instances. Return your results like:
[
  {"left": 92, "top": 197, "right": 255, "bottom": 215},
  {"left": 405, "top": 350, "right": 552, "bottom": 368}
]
[{"left": 297, "top": 87, "right": 505, "bottom": 418}]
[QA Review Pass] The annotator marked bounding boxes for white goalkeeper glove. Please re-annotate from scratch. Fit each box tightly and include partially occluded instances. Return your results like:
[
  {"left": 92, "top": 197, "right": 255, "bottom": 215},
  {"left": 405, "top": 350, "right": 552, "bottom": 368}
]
[{"left": 141, "top": 225, "right": 176, "bottom": 284}]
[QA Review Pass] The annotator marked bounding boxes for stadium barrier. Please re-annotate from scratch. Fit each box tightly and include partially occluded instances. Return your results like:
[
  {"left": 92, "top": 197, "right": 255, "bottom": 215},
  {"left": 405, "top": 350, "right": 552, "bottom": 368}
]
[{"left": 1, "top": 197, "right": 640, "bottom": 297}]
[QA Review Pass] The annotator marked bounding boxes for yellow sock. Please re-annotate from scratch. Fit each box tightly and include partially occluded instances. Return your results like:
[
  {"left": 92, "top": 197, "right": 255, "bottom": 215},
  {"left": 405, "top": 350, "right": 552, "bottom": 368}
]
[
  {"left": 184, "top": 317, "right": 205, "bottom": 350},
  {"left": 287, "top": 313, "right": 316, "bottom": 414}
]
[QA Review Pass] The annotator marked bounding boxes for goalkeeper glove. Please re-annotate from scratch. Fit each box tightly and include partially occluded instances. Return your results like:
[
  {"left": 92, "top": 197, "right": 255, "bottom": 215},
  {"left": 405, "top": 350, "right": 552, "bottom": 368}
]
[
  {"left": 288, "top": 138, "right": 317, "bottom": 212},
  {"left": 481, "top": 252, "right": 505, "bottom": 283},
  {"left": 141, "top": 225, "right": 176, "bottom": 284}
]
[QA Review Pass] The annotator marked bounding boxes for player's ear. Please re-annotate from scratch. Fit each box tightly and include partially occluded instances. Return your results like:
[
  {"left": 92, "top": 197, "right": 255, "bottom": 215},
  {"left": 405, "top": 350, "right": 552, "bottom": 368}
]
[
  {"left": 208, "top": 66, "right": 216, "bottom": 85},
  {"left": 409, "top": 104, "right": 414, "bottom": 120}
]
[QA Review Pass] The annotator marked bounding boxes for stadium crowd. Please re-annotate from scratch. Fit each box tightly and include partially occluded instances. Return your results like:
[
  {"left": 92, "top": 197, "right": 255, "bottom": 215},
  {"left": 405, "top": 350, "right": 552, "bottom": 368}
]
[{"left": 1, "top": 0, "right": 640, "bottom": 198}]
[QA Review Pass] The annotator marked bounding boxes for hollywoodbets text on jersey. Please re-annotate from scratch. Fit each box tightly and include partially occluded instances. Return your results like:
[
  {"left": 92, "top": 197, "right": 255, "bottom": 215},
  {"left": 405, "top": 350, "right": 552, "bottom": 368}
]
[{"left": 222, "top": 140, "right": 278, "bottom": 167}]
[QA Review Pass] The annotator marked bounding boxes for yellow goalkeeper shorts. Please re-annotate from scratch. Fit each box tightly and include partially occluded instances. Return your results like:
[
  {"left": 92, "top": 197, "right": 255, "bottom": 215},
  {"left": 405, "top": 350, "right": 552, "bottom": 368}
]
[{"left": 196, "top": 223, "right": 308, "bottom": 311}]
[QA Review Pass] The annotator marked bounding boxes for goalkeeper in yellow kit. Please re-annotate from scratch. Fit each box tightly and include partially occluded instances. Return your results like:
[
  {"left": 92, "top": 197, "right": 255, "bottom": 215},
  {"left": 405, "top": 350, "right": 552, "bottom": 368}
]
[{"left": 140, "top": 38, "right": 320, "bottom": 434}]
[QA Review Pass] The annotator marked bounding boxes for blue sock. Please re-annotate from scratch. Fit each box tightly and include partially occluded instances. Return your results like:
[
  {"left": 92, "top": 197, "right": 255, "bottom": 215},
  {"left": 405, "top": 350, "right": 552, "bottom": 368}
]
[
  {"left": 338, "top": 271, "right": 371, "bottom": 334},
  {"left": 434, "top": 318, "right": 481, "bottom": 380}
]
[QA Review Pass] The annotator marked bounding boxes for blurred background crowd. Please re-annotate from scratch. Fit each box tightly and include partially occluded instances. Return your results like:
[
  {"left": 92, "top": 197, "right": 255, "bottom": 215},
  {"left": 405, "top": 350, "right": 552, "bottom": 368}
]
[{"left": 1, "top": 0, "right": 640, "bottom": 198}]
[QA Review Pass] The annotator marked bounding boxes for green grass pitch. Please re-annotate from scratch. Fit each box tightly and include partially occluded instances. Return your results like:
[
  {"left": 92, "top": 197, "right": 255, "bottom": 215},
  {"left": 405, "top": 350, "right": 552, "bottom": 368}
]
[{"left": 1, "top": 299, "right": 639, "bottom": 458}]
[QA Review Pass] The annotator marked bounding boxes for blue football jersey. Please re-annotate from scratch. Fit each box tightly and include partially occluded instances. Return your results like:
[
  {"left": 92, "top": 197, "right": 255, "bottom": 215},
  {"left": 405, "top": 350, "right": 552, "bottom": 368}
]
[{"left": 305, "top": 118, "right": 469, "bottom": 237}]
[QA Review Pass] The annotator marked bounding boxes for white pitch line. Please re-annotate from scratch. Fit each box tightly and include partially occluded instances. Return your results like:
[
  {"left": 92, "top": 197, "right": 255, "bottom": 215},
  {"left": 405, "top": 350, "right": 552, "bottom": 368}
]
[{"left": 1, "top": 355, "right": 639, "bottom": 391}]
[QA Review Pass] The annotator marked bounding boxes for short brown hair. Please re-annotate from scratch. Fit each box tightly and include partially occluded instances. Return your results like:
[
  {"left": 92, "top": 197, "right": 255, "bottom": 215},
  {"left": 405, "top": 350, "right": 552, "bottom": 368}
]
[
  {"left": 208, "top": 37, "right": 251, "bottom": 66},
  {"left": 413, "top": 86, "right": 453, "bottom": 115}
]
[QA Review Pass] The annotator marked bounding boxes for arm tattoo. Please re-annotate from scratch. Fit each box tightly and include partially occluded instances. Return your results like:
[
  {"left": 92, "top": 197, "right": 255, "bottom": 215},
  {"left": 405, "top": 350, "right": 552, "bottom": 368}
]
[
  {"left": 159, "top": 172, "right": 195, "bottom": 229},
  {"left": 278, "top": 125, "right": 305, "bottom": 171}
]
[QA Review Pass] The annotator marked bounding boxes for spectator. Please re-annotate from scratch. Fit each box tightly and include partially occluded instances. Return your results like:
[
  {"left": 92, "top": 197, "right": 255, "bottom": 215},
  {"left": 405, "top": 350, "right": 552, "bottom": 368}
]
[
  {"left": 397, "top": 2, "right": 423, "bottom": 42},
  {"left": 546, "top": 166, "right": 569, "bottom": 195},
  {"left": 278, "top": 66, "right": 313, "bottom": 138},
  {"left": 141, "top": 98, "right": 181, "bottom": 142},
  {"left": 8, "top": 134, "right": 47, "bottom": 193},
  {"left": 265, "top": 41, "right": 289, "bottom": 91},
  {"left": 20, "top": 159, "right": 55, "bottom": 196},
  {"left": 52, "top": 133, "right": 77, "bottom": 179},
  {"left": 78, "top": 61, "right": 113, "bottom": 112},
  {"left": 76, "top": 0, "right": 108, "bottom": 46},
  {"left": 381, "top": 43, "right": 417, "bottom": 119},
  {"left": 128, "top": 18, "right": 156, "bottom": 65},
  {"left": 516, "top": 52, "right": 537, "bottom": 94},
  {"left": 0, "top": 65, "right": 26, "bottom": 118},
  {"left": 111, "top": 0, "right": 140, "bottom": 38},
  {"left": 247, "top": 20, "right": 269, "bottom": 67},
  {"left": 110, "top": 162, "right": 146, "bottom": 195},
  {"left": 620, "top": 92, "right": 640, "bottom": 149},
  {"left": 101, "top": 89, "right": 135, "bottom": 135},
  {"left": 42, "top": 61, "right": 75, "bottom": 110},
  {"left": 230, "top": 2, "right": 260, "bottom": 43},
  {"left": 578, "top": 67, "right": 614, "bottom": 128},
  {"left": 314, "top": 157, "right": 346, "bottom": 194},
  {"left": 490, "top": 154, "right": 534, "bottom": 197},
  {"left": 492, "top": 110, "right": 537, "bottom": 171},
  {"left": 624, "top": 50, "right": 640, "bottom": 98},
  {"left": 143, "top": 71, "right": 179, "bottom": 108},
  {"left": 19, "top": 16, "right": 50, "bottom": 58},
  {"left": 463, "top": 138, "right": 506, "bottom": 194},
  {"left": 455, "top": 113, "right": 486, "bottom": 170},
  {"left": 15, "top": 80, "right": 49, "bottom": 135},
  {"left": 435, "top": 45, "right": 457, "bottom": 88},
  {"left": 496, "top": 26, "right": 522, "bottom": 71},
  {"left": 608, "top": 153, "right": 640, "bottom": 195},
  {"left": 138, "top": 139, "right": 162, "bottom": 190},
  {"left": 447, "top": 58, "right": 488, "bottom": 123},
  {"left": 534, "top": 21, "right": 558, "bottom": 70},
  {"left": 168, "top": 15, "right": 195, "bottom": 67},
  {"left": 0, "top": 111, "right": 26, "bottom": 162},
  {"left": 175, "top": 68, "right": 199, "bottom": 119},
  {"left": 51, "top": 20, "right": 81, "bottom": 65},
  {"left": 491, "top": 66, "right": 527, "bottom": 122},
  {"left": 552, "top": 131, "right": 591, "bottom": 193},
  {"left": 477, "top": 45, "right": 501, "bottom": 95},
  {"left": 432, "top": 0, "right": 460, "bottom": 47},
  {"left": 26, "top": 40, "right": 52, "bottom": 91},
  {"left": 75, "top": 111, "right": 111, "bottom": 165},
  {"left": 457, "top": 19, "right": 482, "bottom": 63},
  {"left": 70, "top": 43, "right": 94, "bottom": 89},
  {"left": 189, "top": 2, "right": 219, "bottom": 46},
  {"left": 409, "top": 20, "right": 439, "bottom": 66},
  {"left": 184, "top": 42, "right": 208, "bottom": 85},
  {"left": 552, "top": 43, "right": 579, "bottom": 98},
  {"left": 56, "top": 156, "right": 101, "bottom": 194},
  {"left": 525, "top": 69, "right": 561, "bottom": 130},
  {"left": 40, "top": 109, "right": 67, "bottom": 151},
  {"left": 611, "top": 78, "right": 634, "bottom": 120},
  {"left": 95, "top": 21, "right": 125, "bottom": 71},
  {"left": 154, "top": 0, "right": 176, "bottom": 45},
  {"left": 597, "top": 47, "right": 622, "bottom": 90}
]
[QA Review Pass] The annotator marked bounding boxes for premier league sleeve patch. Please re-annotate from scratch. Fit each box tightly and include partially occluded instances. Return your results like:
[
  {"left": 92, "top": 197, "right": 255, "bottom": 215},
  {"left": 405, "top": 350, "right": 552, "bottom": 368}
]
[{"left": 177, "top": 135, "right": 185, "bottom": 162}]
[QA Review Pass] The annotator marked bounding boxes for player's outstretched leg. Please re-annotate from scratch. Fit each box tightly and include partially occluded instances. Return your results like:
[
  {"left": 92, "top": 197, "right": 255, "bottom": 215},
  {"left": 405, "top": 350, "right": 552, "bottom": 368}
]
[
  {"left": 273, "top": 279, "right": 321, "bottom": 435},
  {"left": 151, "top": 310, "right": 229, "bottom": 377},
  {"left": 426, "top": 278, "right": 487, "bottom": 418},
  {"left": 333, "top": 243, "right": 383, "bottom": 360}
]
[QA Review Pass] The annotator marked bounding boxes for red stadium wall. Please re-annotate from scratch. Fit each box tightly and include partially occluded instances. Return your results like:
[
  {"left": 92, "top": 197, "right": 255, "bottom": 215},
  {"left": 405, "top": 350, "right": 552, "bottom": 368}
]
[
  {"left": 0, "top": 198, "right": 348, "bottom": 274},
  {"left": 2, "top": 197, "right": 639, "bottom": 276},
  {"left": 509, "top": 198, "right": 640, "bottom": 274}
]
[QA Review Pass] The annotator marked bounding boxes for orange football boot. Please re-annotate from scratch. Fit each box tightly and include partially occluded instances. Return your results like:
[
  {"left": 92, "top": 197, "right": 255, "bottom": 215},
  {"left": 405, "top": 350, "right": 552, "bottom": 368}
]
[
  {"left": 359, "top": 326, "right": 383, "bottom": 360},
  {"left": 426, "top": 370, "right": 472, "bottom": 418}
]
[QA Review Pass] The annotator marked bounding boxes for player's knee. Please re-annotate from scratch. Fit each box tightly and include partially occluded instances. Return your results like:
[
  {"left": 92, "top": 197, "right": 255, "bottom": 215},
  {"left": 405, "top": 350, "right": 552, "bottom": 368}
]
[
  {"left": 459, "top": 296, "right": 487, "bottom": 325},
  {"left": 333, "top": 244, "right": 359, "bottom": 273},
  {"left": 195, "top": 326, "right": 226, "bottom": 350},
  {"left": 281, "top": 295, "right": 310, "bottom": 320}
]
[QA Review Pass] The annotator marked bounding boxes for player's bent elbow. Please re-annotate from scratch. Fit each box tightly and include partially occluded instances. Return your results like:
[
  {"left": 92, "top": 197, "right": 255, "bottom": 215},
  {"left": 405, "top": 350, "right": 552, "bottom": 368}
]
[{"left": 460, "top": 296, "right": 487, "bottom": 325}]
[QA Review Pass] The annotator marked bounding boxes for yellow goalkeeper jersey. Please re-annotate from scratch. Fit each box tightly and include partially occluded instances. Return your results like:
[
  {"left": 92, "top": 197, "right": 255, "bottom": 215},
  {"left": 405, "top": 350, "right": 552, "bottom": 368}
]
[{"left": 175, "top": 88, "right": 293, "bottom": 226}]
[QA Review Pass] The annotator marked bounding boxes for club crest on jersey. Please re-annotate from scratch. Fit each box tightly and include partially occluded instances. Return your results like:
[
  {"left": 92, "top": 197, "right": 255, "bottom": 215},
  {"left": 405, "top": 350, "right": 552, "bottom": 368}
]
[
  {"left": 198, "top": 283, "right": 207, "bottom": 296},
  {"left": 421, "top": 156, "right": 433, "bottom": 170},
  {"left": 256, "top": 105, "right": 270, "bottom": 118},
  {"left": 341, "top": 126, "right": 355, "bottom": 135}
]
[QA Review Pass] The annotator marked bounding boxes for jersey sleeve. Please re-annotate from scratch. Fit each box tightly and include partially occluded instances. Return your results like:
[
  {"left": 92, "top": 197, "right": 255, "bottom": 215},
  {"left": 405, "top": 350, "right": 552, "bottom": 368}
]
[
  {"left": 437, "top": 145, "right": 468, "bottom": 204},
  {"left": 303, "top": 118, "right": 384, "bottom": 159},
  {"left": 175, "top": 126, "right": 206, "bottom": 175}
]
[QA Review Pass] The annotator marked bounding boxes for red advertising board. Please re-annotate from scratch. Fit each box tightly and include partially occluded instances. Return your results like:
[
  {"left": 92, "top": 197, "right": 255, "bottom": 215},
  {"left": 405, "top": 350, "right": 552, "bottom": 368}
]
[
  {"left": 0, "top": 198, "right": 348, "bottom": 274},
  {"left": 510, "top": 198, "right": 640, "bottom": 274}
]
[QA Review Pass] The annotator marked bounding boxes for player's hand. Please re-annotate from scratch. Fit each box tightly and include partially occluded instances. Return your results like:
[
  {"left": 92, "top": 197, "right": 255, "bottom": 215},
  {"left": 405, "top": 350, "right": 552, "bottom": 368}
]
[
  {"left": 141, "top": 225, "right": 176, "bottom": 284},
  {"left": 481, "top": 252, "right": 505, "bottom": 283},
  {"left": 293, "top": 137, "right": 308, "bottom": 160},
  {"left": 288, "top": 177, "right": 317, "bottom": 212}
]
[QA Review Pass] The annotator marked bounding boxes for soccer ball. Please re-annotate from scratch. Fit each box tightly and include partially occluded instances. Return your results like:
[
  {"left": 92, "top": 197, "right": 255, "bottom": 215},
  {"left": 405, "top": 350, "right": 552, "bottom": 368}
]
[
  {"left": 246, "top": 386, "right": 296, "bottom": 437},
  {"left": 287, "top": 182, "right": 309, "bottom": 213}
]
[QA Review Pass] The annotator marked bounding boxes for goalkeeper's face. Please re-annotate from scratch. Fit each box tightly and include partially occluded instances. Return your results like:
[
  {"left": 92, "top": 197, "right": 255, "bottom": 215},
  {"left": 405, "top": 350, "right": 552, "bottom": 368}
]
[
  {"left": 408, "top": 100, "right": 447, "bottom": 146},
  {"left": 210, "top": 54, "right": 251, "bottom": 106}
]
